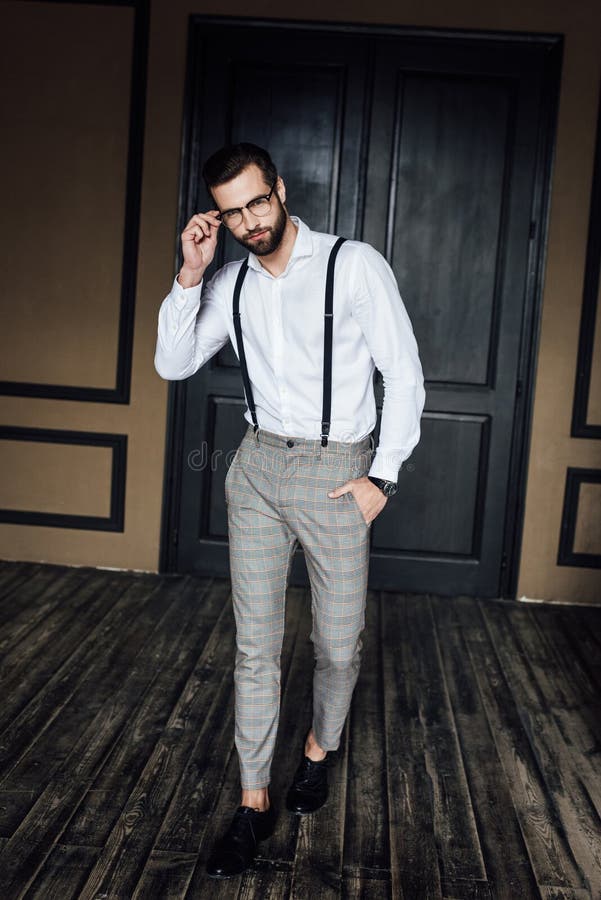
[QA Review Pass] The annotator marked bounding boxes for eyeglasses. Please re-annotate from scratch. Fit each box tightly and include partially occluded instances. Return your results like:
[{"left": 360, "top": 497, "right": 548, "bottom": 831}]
[{"left": 215, "top": 179, "right": 278, "bottom": 229}]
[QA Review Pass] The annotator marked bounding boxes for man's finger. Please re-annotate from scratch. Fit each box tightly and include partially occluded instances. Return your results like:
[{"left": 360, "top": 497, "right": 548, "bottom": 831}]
[
  {"left": 328, "top": 483, "right": 352, "bottom": 497},
  {"left": 186, "top": 214, "right": 220, "bottom": 236},
  {"left": 192, "top": 212, "right": 221, "bottom": 227},
  {"left": 182, "top": 225, "right": 209, "bottom": 243}
]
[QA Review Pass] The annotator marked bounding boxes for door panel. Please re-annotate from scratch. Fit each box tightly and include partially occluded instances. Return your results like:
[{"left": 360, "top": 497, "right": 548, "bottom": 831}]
[
  {"left": 362, "top": 39, "right": 547, "bottom": 595},
  {"left": 391, "top": 74, "right": 509, "bottom": 385},
  {"left": 170, "top": 20, "right": 557, "bottom": 597}
]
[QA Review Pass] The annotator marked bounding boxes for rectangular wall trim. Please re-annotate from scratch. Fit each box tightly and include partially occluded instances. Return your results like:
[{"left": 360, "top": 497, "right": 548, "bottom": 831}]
[
  {"left": 0, "top": 0, "right": 149, "bottom": 404},
  {"left": 557, "top": 467, "right": 601, "bottom": 568},
  {"left": 571, "top": 74, "right": 601, "bottom": 438},
  {"left": 0, "top": 426, "right": 127, "bottom": 532}
]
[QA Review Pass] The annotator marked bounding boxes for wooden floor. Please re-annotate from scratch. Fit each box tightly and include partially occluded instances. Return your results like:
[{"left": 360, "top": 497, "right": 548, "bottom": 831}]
[{"left": 0, "top": 562, "right": 599, "bottom": 899}]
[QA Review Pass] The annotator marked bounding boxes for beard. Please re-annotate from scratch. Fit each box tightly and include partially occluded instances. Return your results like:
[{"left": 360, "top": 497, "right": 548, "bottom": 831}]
[{"left": 234, "top": 195, "right": 287, "bottom": 256}]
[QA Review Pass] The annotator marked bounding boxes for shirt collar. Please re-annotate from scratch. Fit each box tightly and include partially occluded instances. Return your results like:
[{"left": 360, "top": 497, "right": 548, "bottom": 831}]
[{"left": 246, "top": 215, "right": 313, "bottom": 274}]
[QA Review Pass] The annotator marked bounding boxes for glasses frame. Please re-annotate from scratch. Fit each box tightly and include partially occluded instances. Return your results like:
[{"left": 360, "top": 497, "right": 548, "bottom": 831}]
[{"left": 215, "top": 178, "right": 278, "bottom": 228}]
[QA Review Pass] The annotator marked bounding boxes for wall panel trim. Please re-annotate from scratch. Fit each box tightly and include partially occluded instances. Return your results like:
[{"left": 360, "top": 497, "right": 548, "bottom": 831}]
[
  {"left": 0, "top": 0, "right": 149, "bottom": 404},
  {"left": 557, "top": 466, "right": 601, "bottom": 568},
  {"left": 0, "top": 426, "right": 127, "bottom": 532},
  {"left": 571, "top": 75, "right": 601, "bottom": 438}
]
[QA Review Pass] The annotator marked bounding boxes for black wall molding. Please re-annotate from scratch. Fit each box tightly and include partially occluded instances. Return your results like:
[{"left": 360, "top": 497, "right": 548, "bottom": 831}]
[
  {"left": 558, "top": 466, "right": 601, "bottom": 568},
  {"left": 0, "top": 426, "right": 127, "bottom": 532},
  {"left": 0, "top": 0, "right": 149, "bottom": 404},
  {"left": 571, "top": 75, "right": 601, "bottom": 439}
]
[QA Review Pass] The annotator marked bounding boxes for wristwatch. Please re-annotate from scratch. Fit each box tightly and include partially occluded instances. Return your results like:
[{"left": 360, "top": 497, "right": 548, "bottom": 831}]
[{"left": 367, "top": 476, "right": 398, "bottom": 497}]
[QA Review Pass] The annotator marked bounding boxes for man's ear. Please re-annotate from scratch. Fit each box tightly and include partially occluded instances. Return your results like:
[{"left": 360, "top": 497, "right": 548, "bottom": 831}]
[{"left": 276, "top": 175, "right": 286, "bottom": 205}]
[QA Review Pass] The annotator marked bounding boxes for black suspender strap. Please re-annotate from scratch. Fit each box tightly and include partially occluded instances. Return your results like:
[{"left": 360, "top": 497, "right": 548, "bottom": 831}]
[
  {"left": 232, "top": 259, "right": 258, "bottom": 433},
  {"left": 321, "top": 236, "right": 347, "bottom": 446},
  {"left": 232, "top": 236, "right": 347, "bottom": 444}
]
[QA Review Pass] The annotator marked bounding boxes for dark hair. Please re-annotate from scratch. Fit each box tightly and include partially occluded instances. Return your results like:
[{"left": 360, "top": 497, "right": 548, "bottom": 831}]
[{"left": 202, "top": 142, "right": 277, "bottom": 194}]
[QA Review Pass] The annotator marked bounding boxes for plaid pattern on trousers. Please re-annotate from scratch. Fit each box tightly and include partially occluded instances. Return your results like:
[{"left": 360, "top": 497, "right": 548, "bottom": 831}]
[{"left": 224, "top": 423, "right": 375, "bottom": 789}]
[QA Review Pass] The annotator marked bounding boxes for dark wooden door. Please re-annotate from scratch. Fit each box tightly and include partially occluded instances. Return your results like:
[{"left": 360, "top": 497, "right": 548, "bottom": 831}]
[{"left": 166, "top": 19, "right": 559, "bottom": 598}]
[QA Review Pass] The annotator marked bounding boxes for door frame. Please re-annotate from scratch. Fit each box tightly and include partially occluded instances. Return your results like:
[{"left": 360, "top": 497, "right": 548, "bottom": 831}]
[{"left": 158, "top": 14, "right": 563, "bottom": 600}]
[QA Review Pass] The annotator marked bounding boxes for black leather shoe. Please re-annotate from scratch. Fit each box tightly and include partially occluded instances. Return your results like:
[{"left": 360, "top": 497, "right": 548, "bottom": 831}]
[
  {"left": 285, "top": 754, "right": 329, "bottom": 814},
  {"left": 206, "top": 804, "right": 276, "bottom": 878}
]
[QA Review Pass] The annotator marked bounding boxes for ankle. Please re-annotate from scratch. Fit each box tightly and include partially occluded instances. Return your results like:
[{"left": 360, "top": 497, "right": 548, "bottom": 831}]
[
  {"left": 305, "top": 729, "right": 327, "bottom": 761},
  {"left": 241, "top": 788, "right": 270, "bottom": 812}
]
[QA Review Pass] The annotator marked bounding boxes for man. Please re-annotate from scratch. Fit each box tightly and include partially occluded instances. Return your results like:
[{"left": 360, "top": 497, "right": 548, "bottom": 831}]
[{"left": 154, "top": 143, "right": 425, "bottom": 878}]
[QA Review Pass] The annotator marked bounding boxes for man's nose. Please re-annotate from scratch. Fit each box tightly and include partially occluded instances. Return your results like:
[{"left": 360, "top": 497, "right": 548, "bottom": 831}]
[{"left": 240, "top": 207, "right": 261, "bottom": 229}]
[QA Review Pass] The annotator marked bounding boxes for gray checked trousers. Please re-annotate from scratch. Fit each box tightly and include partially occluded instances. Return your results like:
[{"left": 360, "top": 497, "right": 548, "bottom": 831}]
[{"left": 224, "top": 423, "right": 375, "bottom": 789}]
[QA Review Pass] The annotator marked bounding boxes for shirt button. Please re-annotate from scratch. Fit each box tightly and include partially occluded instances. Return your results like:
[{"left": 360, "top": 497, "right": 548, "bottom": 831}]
[{"left": 287, "top": 439, "right": 294, "bottom": 447}]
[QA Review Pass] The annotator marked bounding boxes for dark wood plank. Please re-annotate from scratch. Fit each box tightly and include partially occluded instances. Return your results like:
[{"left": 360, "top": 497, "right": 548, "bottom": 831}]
[
  {"left": 538, "top": 888, "right": 593, "bottom": 900},
  {"left": 342, "top": 872, "right": 391, "bottom": 899},
  {"left": 441, "top": 880, "right": 494, "bottom": 900},
  {"left": 562, "top": 607, "right": 601, "bottom": 694},
  {"left": 406, "top": 596, "right": 486, "bottom": 888},
  {"left": 239, "top": 869, "right": 292, "bottom": 898},
  {"left": 480, "top": 601, "right": 601, "bottom": 893},
  {"left": 0, "top": 788, "right": 37, "bottom": 841},
  {"left": 0, "top": 564, "right": 84, "bottom": 630},
  {"left": 59, "top": 579, "right": 230, "bottom": 849},
  {"left": 132, "top": 849, "right": 200, "bottom": 900},
  {"left": 455, "top": 598, "right": 586, "bottom": 893},
  {"left": 527, "top": 606, "right": 600, "bottom": 711},
  {"left": 72, "top": 588, "right": 237, "bottom": 899},
  {"left": 344, "top": 590, "right": 389, "bottom": 873},
  {"left": 0, "top": 562, "right": 44, "bottom": 605},
  {"left": 2, "top": 562, "right": 600, "bottom": 900},
  {"left": 514, "top": 606, "right": 601, "bottom": 792},
  {"left": 0, "top": 574, "right": 176, "bottom": 788},
  {"left": 0, "top": 570, "right": 128, "bottom": 735},
  {"left": 569, "top": 606, "right": 601, "bottom": 642},
  {"left": 381, "top": 594, "right": 443, "bottom": 900},
  {"left": 432, "top": 596, "right": 539, "bottom": 899},
  {"left": 0, "top": 575, "right": 207, "bottom": 896},
  {"left": 0, "top": 567, "right": 112, "bottom": 658},
  {"left": 22, "top": 843, "right": 100, "bottom": 900}
]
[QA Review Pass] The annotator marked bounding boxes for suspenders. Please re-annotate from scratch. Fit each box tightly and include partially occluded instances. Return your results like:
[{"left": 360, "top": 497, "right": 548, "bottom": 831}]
[
  {"left": 321, "top": 236, "right": 347, "bottom": 446},
  {"left": 232, "top": 236, "right": 347, "bottom": 448},
  {"left": 232, "top": 259, "right": 256, "bottom": 431}
]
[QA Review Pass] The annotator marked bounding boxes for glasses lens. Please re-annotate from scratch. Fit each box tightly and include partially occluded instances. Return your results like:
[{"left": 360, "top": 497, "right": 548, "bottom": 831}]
[
  {"left": 247, "top": 198, "right": 271, "bottom": 216},
  {"left": 222, "top": 210, "right": 242, "bottom": 227}
]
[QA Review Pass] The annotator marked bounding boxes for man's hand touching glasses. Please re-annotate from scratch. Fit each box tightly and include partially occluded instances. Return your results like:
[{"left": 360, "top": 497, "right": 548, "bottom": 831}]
[{"left": 177, "top": 211, "right": 222, "bottom": 289}]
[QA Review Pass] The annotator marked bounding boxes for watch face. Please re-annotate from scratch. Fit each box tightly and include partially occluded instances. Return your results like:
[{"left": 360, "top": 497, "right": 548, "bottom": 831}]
[{"left": 368, "top": 476, "right": 398, "bottom": 496}]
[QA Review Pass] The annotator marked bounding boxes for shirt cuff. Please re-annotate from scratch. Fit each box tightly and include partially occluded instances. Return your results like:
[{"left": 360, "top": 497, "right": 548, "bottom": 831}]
[
  {"left": 367, "top": 449, "right": 404, "bottom": 483},
  {"left": 172, "top": 273, "right": 203, "bottom": 308}
]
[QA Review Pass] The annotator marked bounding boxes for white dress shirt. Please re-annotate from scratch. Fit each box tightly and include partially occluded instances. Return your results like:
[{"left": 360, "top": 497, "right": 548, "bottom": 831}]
[{"left": 154, "top": 215, "right": 426, "bottom": 482}]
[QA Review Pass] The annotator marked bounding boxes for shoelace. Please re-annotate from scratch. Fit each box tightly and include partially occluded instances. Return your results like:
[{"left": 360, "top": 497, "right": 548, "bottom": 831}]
[
  {"left": 294, "top": 757, "right": 327, "bottom": 789},
  {"left": 226, "top": 808, "right": 261, "bottom": 844}
]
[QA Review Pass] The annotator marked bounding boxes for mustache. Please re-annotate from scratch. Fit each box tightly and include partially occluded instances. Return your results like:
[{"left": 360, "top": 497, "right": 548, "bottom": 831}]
[{"left": 245, "top": 227, "right": 270, "bottom": 239}]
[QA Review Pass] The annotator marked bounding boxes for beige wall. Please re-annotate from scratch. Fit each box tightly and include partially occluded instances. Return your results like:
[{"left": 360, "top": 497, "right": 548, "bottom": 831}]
[{"left": 1, "top": 0, "right": 600, "bottom": 602}]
